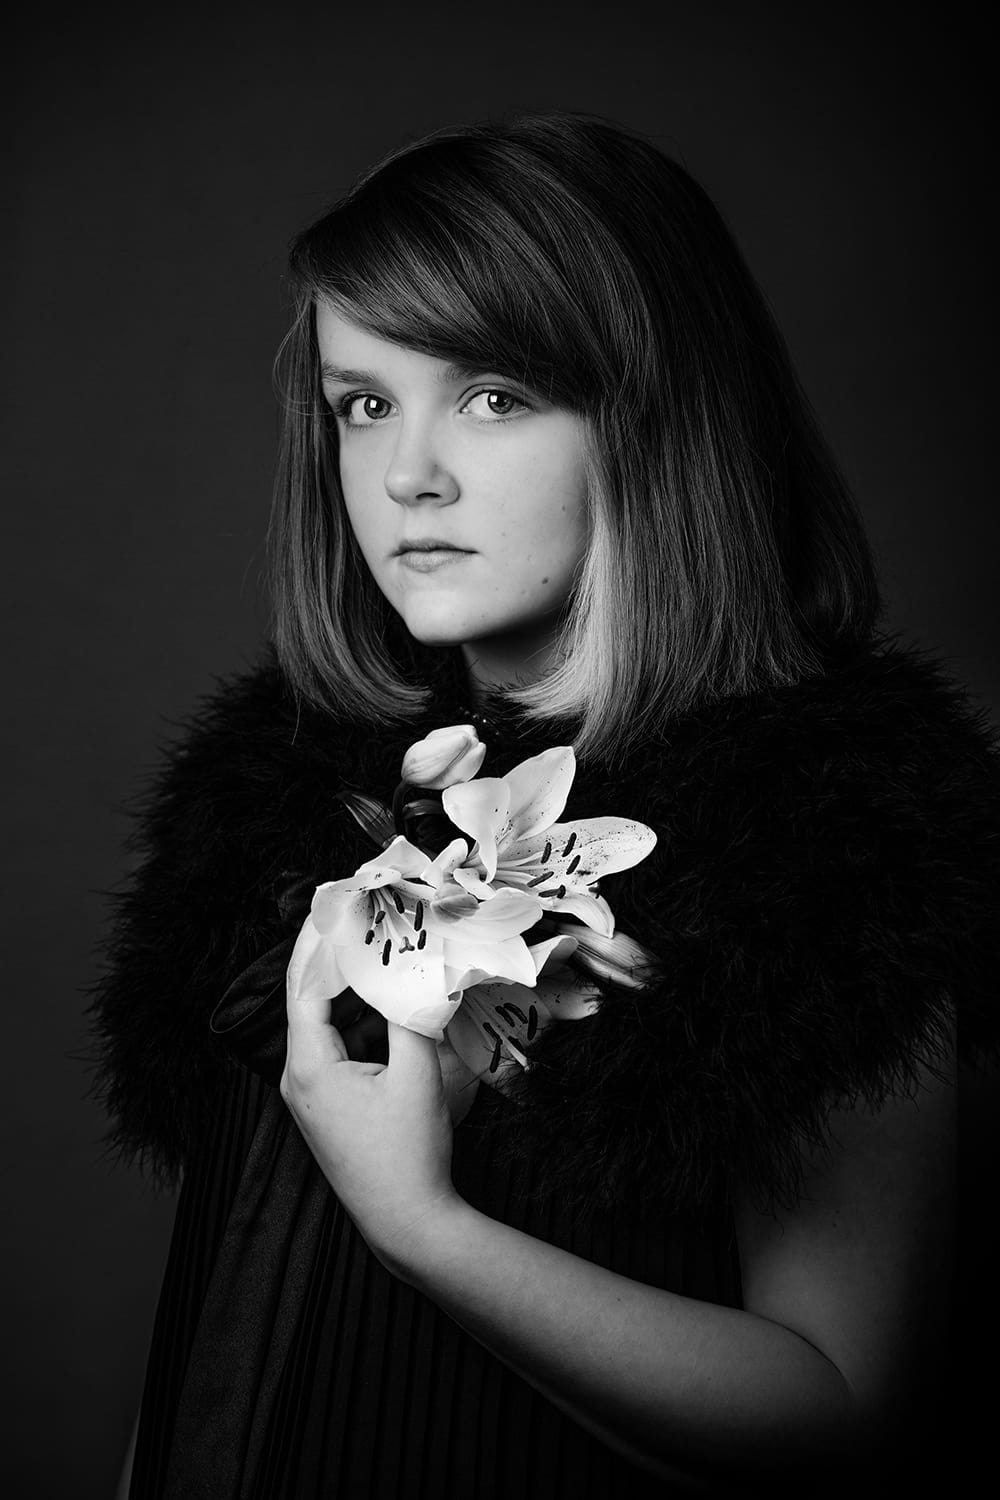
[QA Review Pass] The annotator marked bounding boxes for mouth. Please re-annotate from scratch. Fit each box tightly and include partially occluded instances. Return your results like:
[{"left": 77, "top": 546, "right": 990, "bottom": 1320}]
[
  {"left": 395, "top": 539, "right": 472, "bottom": 556},
  {"left": 396, "top": 542, "right": 474, "bottom": 574}
]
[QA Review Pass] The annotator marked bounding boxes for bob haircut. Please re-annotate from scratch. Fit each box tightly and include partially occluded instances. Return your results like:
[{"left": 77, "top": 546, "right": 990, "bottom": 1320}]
[{"left": 271, "top": 110, "right": 881, "bottom": 763}]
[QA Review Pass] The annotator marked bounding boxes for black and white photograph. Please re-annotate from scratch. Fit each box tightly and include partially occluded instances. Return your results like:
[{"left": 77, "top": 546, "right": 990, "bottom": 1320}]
[{"left": 6, "top": 3, "right": 997, "bottom": 1496}]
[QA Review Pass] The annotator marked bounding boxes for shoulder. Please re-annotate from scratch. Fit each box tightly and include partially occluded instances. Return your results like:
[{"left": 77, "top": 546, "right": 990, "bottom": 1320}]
[
  {"left": 131, "top": 653, "right": 410, "bottom": 893},
  {"left": 87, "top": 655, "right": 402, "bottom": 1180},
  {"left": 504, "top": 637, "right": 999, "bottom": 1218},
  {"left": 761, "top": 634, "right": 999, "bottom": 794},
  {"left": 626, "top": 637, "right": 999, "bottom": 952},
  {"left": 655, "top": 633, "right": 996, "bottom": 816},
  {"left": 145, "top": 652, "right": 354, "bottom": 818}
]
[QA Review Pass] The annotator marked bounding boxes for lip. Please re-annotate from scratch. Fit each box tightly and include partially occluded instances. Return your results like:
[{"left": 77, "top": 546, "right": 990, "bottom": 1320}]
[
  {"left": 395, "top": 539, "right": 472, "bottom": 555},
  {"left": 397, "top": 548, "right": 472, "bottom": 574}
]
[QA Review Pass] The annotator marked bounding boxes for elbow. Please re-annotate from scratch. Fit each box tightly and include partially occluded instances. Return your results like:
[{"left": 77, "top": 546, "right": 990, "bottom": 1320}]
[{"left": 641, "top": 1368, "right": 888, "bottom": 1493}]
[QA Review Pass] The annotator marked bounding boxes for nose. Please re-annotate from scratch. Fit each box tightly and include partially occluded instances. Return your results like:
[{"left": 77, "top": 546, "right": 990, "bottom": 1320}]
[{"left": 383, "top": 418, "right": 460, "bottom": 508}]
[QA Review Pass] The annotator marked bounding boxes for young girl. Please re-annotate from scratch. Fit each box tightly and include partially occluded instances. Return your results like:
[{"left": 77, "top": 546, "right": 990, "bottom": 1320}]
[{"left": 95, "top": 112, "right": 998, "bottom": 1498}]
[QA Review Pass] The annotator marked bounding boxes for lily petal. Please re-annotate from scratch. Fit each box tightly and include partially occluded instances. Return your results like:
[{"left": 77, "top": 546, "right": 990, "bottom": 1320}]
[
  {"left": 310, "top": 885, "right": 373, "bottom": 942},
  {"left": 447, "top": 980, "right": 547, "bottom": 1080},
  {"left": 361, "top": 835, "right": 436, "bottom": 881},
  {"left": 432, "top": 884, "right": 542, "bottom": 941},
  {"left": 543, "top": 889, "right": 617, "bottom": 935},
  {"left": 421, "top": 836, "right": 471, "bottom": 887},
  {"left": 444, "top": 933, "right": 539, "bottom": 991},
  {"left": 313, "top": 835, "right": 430, "bottom": 907},
  {"left": 503, "top": 747, "right": 576, "bottom": 844},
  {"left": 532, "top": 971, "right": 604, "bottom": 1020},
  {"left": 452, "top": 865, "right": 495, "bottom": 899},
  {"left": 338, "top": 927, "right": 451, "bottom": 1027},
  {"left": 526, "top": 933, "right": 579, "bottom": 974},
  {"left": 429, "top": 889, "right": 482, "bottom": 919},
  {"left": 394, "top": 994, "right": 464, "bottom": 1042},
  {"left": 446, "top": 998, "right": 515, "bottom": 1083},
  {"left": 441, "top": 776, "right": 511, "bottom": 880},
  {"left": 286, "top": 915, "right": 349, "bottom": 1004},
  {"left": 534, "top": 816, "right": 658, "bottom": 881}
]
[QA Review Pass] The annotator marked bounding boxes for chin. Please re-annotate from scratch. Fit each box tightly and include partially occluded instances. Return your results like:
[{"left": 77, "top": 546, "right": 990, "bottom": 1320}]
[{"left": 396, "top": 601, "right": 485, "bottom": 648}]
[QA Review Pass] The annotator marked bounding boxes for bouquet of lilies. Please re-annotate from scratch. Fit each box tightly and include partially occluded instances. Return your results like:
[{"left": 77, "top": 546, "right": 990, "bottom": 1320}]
[{"left": 287, "top": 725, "right": 659, "bottom": 1081}]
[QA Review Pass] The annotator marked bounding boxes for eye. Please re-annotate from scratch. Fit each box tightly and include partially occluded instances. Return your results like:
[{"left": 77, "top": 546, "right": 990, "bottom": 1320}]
[
  {"left": 335, "top": 393, "right": 394, "bottom": 427},
  {"left": 462, "top": 389, "right": 529, "bottom": 421}
]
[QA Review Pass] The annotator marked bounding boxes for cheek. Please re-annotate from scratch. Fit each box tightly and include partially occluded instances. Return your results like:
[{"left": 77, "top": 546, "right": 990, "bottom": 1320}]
[
  {"left": 339, "top": 465, "right": 383, "bottom": 557},
  {"left": 517, "top": 465, "right": 589, "bottom": 578}
]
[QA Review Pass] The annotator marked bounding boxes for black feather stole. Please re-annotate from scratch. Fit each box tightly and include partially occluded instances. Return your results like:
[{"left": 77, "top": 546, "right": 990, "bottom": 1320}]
[{"left": 86, "top": 634, "right": 1000, "bottom": 1218}]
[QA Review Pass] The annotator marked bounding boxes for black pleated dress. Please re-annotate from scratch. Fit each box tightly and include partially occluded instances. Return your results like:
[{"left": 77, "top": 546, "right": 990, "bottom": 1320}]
[{"left": 127, "top": 1049, "right": 741, "bottom": 1500}]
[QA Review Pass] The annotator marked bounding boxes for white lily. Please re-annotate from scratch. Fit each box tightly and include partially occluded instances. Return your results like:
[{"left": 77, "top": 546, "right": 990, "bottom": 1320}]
[
  {"left": 447, "top": 944, "right": 604, "bottom": 1083},
  {"left": 440, "top": 746, "right": 657, "bottom": 935},
  {"left": 445, "top": 924, "right": 660, "bottom": 1081},
  {"left": 292, "top": 736, "right": 659, "bottom": 1060},
  {"left": 286, "top": 834, "right": 543, "bottom": 1041}
]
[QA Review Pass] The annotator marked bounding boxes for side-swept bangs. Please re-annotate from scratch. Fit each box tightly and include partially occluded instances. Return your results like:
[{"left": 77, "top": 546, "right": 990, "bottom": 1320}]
[
  {"left": 289, "top": 130, "right": 636, "bottom": 412},
  {"left": 270, "top": 113, "right": 881, "bottom": 764}
]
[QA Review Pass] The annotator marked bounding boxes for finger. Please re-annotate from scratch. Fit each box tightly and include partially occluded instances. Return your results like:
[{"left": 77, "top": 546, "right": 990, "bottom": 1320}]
[{"left": 286, "top": 979, "right": 350, "bottom": 1068}]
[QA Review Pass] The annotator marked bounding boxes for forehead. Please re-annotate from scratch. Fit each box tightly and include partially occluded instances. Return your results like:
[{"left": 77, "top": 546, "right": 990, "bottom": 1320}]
[
  {"left": 315, "top": 303, "right": 380, "bottom": 356},
  {"left": 315, "top": 305, "right": 428, "bottom": 375},
  {"left": 315, "top": 303, "right": 500, "bottom": 390},
  {"left": 315, "top": 305, "right": 401, "bottom": 373}
]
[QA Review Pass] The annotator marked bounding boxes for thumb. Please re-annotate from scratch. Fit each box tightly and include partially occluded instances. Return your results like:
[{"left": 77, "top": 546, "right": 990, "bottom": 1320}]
[{"left": 386, "top": 1021, "right": 443, "bottom": 1089}]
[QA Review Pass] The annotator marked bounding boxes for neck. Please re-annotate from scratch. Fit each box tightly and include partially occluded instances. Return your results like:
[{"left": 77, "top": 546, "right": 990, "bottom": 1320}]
[{"left": 460, "top": 630, "right": 564, "bottom": 706}]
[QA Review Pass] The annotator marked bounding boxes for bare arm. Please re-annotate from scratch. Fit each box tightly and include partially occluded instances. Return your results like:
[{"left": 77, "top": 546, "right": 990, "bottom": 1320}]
[
  {"left": 391, "top": 1052, "right": 952, "bottom": 1486},
  {"left": 284, "top": 1010, "right": 955, "bottom": 1489}
]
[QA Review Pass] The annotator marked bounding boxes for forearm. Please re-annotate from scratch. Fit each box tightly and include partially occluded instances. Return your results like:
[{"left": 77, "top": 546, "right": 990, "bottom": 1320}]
[{"left": 394, "top": 1200, "right": 859, "bottom": 1487}]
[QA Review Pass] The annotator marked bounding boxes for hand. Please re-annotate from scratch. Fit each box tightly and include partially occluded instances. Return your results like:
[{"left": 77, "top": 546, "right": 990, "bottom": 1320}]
[
  {"left": 282, "top": 990, "right": 474, "bottom": 1271},
  {"left": 334, "top": 994, "right": 390, "bottom": 1063},
  {"left": 307, "top": 994, "right": 482, "bottom": 1119}
]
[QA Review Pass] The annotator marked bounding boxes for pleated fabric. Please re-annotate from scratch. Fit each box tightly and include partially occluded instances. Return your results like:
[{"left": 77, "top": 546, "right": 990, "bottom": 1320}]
[{"left": 128, "top": 1063, "right": 742, "bottom": 1500}]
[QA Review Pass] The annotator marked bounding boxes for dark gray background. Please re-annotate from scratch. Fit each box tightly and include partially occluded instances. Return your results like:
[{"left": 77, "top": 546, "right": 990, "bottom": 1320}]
[{"left": 5, "top": 2, "right": 993, "bottom": 1494}]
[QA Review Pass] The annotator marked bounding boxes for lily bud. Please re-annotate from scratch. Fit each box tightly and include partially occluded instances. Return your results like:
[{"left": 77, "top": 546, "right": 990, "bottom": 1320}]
[
  {"left": 401, "top": 724, "right": 487, "bottom": 791},
  {"left": 569, "top": 928, "right": 660, "bottom": 990}
]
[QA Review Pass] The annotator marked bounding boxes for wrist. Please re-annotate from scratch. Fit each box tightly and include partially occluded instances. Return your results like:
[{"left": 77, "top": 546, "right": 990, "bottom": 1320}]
[{"left": 383, "top": 1191, "right": 480, "bottom": 1286}]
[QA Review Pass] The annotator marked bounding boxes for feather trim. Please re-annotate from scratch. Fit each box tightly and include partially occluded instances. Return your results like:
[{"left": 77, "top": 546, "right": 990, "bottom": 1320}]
[{"left": 85, "top": 636, "right": 1000, "bottom": 1215}]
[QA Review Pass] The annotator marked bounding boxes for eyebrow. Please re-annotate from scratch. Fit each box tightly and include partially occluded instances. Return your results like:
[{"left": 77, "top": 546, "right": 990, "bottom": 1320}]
[{"left": 319, "top": 359, "right": 499, "bottom": 387}]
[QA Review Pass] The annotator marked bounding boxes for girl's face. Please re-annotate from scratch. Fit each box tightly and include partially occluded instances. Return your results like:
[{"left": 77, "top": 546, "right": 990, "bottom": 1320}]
[{"left": 316, "top": 304, "right": 590, "bottom": 693}]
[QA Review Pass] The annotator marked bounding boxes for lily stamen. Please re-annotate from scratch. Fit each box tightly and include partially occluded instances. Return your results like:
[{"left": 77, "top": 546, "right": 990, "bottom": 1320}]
[
  {"left": 562, "top": 832, "right": 577, "bottom": 856},
  {"left": 381, "top": 938, "right": 392, "bottom": 966}
]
